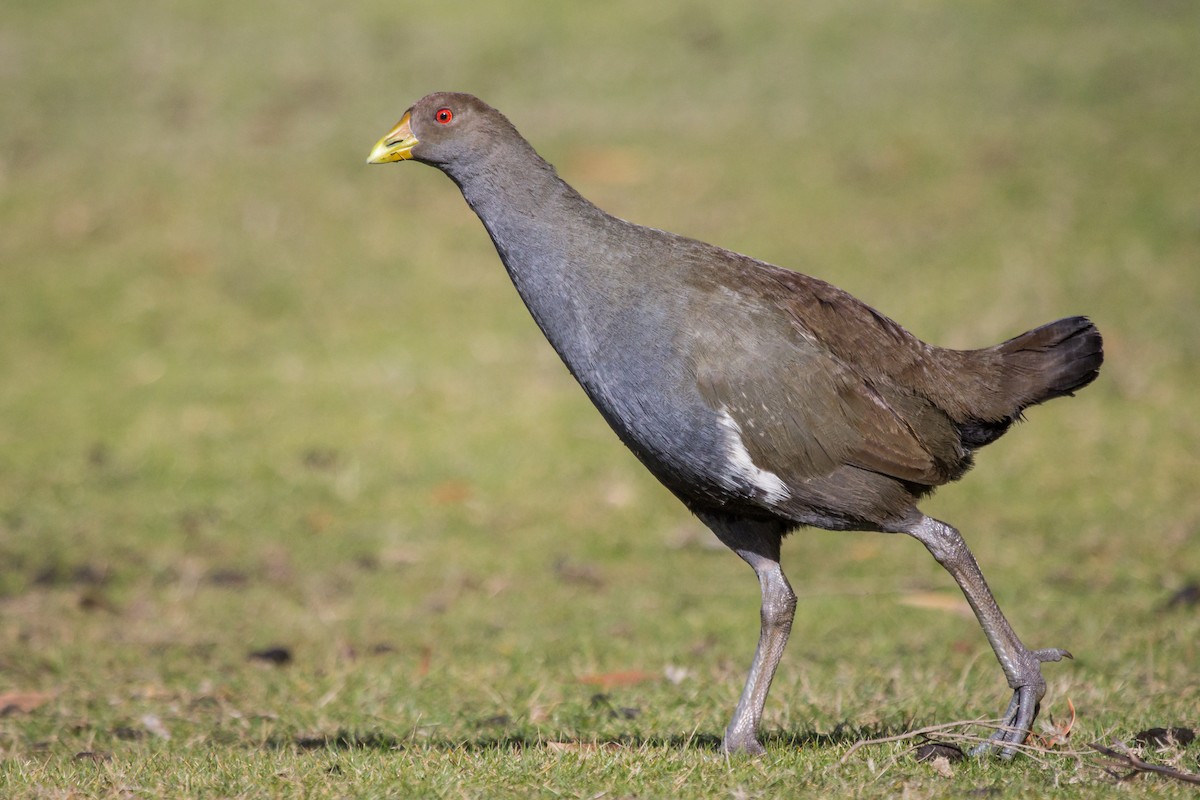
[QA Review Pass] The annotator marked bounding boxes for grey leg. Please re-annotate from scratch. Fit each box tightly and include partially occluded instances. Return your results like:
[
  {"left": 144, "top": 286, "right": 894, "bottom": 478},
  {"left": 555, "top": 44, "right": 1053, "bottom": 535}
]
[
  {"left": 702, "top": 515, "right": 796, "bottom": 756},
  {"left": 904, "top": 515, "right": 1071, "bottom": 758}
]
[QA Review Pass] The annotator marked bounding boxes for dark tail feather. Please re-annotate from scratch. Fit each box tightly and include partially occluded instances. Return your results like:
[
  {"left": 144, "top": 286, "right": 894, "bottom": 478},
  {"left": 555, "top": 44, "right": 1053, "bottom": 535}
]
[
  {"left": 996, "top": 315, "right": 1104, "bottom": 405},
  {"left": 959, "top": 316, "right": 1103, "bottom": 449}
]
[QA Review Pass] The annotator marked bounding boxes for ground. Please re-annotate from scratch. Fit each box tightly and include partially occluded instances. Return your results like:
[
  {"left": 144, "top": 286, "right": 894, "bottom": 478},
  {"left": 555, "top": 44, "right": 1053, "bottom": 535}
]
[{"left": 1, "top": 1, "right": 1198, "bottom": 797}]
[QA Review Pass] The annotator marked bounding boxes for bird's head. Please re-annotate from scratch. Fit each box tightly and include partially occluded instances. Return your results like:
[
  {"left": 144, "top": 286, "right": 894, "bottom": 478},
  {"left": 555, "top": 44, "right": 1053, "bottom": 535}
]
[{"left": 367, "top": 92, "right": 510, "bottom": 168}]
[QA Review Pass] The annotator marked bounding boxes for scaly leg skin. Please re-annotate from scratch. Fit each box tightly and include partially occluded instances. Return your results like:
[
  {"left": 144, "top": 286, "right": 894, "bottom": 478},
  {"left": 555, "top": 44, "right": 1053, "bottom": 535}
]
[
  {"left": 904, "top": 515, "right": 1072, "bottom": 758},
  {"left": 702, "top": 516, "right": 796, "bottom": 756}
]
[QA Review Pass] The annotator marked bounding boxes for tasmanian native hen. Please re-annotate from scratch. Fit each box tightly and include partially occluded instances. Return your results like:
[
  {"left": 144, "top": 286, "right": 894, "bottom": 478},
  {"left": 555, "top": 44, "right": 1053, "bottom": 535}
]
[{"left": 367, "top": 92, "right": 1104, "bottom": 757}]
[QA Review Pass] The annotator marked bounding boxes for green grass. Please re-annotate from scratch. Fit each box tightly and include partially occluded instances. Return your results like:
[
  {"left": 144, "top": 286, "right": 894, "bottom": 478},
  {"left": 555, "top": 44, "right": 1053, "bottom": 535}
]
[{"left": 2, "top": 0, "right": 1199, "bottom": 797}]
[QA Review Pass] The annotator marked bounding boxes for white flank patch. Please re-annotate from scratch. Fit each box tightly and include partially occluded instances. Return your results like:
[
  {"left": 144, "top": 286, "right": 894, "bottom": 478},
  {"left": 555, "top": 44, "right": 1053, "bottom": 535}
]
[{"left": 717, "top": 409, "right": 790, "bottom": 503}]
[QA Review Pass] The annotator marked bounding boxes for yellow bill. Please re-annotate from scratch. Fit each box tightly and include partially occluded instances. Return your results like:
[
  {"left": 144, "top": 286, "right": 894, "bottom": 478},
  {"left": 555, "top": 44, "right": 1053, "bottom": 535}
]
[{"left": 366, "top": 111, "right": 418, "bottom": 163}]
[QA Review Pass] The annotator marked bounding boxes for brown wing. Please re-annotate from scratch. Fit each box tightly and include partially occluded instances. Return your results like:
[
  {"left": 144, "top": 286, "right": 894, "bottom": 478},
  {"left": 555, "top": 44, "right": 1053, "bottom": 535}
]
[{"left": 686, "top": 278, "right": 964, "bottom": 488}]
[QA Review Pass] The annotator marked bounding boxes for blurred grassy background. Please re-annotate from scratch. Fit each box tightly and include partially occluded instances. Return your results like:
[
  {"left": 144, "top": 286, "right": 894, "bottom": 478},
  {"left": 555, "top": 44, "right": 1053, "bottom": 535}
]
[{"left": 1, "top": 0, "right": 1198, "bottom": 797}]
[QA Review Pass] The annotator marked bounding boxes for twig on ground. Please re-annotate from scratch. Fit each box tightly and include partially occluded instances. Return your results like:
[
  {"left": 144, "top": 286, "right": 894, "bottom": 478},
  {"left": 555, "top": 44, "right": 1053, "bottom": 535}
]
[
  {"left": 841, "top": 716, "right": 1096, "bottom": 767},
  {"left": 1089, "top": 742, "right": 1200, "bottom": 786},
  {"left": 839, "top": 719, "right": 989, "bottom": 765}
]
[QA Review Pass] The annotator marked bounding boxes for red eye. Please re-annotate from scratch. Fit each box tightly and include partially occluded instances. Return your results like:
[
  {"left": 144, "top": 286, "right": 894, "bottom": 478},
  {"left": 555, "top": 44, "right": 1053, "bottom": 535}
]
[{"left": 435, "top": 108, "right": 453, "bottom": 124}]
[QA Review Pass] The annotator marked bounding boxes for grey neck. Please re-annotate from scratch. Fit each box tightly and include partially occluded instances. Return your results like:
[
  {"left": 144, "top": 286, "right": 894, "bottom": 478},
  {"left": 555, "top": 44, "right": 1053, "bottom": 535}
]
[
  {"left": 443, "top": 147, "right": 623, "bottom": 366},
  {"left": 439, "top": 149, "right": 643, "bottom": 393}
]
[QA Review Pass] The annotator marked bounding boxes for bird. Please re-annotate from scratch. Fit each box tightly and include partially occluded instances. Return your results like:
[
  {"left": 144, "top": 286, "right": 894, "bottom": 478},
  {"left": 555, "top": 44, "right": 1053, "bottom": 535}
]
[{"left": 367, "top": 92, "right": 1103, "bottom": 758}]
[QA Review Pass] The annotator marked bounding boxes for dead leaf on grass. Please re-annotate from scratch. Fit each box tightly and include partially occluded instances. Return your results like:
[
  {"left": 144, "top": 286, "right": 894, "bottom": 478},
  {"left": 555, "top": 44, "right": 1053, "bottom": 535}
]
[
  {"left": 0, "top": 691, "right": 52, "bottom": 716},
  {"left": 577, "top": 670, "right": 657, "bottom": 689},
  {"left": 927, "top": 754, "right": 955, "bottom": 778},
  {"left": 1133, "top": 726, "right": 1196, "bottom": 748},
  {"left": 429, "top": 481, "right": 472, "bottom": 506},
  {"left": 415, "top": 644, "right": 432, "bottom": 678},
  {"left": 1036, "top": 697, "right": 1076, "bottom": 748}
]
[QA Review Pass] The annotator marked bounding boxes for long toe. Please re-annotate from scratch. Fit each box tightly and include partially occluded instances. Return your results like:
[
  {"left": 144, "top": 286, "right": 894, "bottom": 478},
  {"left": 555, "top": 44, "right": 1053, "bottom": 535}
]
[
  {"left": 969, "top": 689, "right": 1034, "bottom": 759},
  {"left": 969, "top": 694, "right": 1020, "bottom": 758},
  {"left": 1004, "top": 685, "right": 1041, "bottom": 746},
  {"left": 970, "top": 642, "right": 1071, "bottom": 759}
]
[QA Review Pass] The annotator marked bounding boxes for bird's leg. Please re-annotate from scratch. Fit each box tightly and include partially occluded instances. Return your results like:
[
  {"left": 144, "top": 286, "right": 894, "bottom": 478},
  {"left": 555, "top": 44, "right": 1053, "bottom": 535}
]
[
  {"left": 904, "top": 515, "right": 1071, "bottom": 758},
  {"left": 701, "top": 516, "right": 796, "bottom": 756}
]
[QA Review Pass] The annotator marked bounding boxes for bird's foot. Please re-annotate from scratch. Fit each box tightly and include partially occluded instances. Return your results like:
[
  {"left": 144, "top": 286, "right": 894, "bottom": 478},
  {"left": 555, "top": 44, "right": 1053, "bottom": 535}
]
[
  {"left": 721, "top": 730, "right": 767, "bottom": 757},
  {"left": 970, "top": 647, "right": 1072, "bottom": 759}
]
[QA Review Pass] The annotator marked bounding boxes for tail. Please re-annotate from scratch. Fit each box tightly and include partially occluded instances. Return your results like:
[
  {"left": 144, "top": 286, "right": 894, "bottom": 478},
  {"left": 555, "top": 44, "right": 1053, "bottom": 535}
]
[
  {"left": 958, "top": 316, "right": 1103, "bottom": 448},
  {"left": 996, "top": 316, "right": 1104, "bottom": 404}
]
